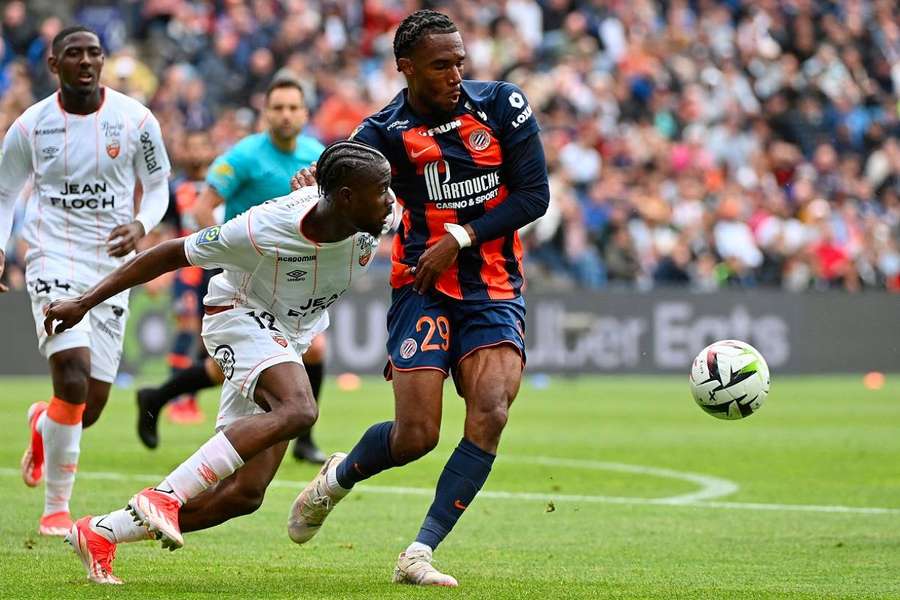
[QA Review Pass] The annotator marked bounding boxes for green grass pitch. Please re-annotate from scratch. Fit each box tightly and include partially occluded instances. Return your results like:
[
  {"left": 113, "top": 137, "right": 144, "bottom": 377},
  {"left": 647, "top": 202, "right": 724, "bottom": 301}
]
[{"left": 0, "top": 374, "right": 898, "bottom": 599}]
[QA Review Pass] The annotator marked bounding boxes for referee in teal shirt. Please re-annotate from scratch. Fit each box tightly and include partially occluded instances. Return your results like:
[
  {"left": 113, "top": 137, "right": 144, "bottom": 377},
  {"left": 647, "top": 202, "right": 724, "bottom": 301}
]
[
  {"left": 193, "top": 78, "right": 328, "bottom": 464},
  {"left": 197, "top": 79, "right": 325, "bottom": 225}
]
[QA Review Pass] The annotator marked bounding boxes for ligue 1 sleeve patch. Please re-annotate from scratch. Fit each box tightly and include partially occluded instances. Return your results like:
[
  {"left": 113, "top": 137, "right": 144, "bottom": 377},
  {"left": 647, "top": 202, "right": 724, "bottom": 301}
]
[{"left": 197, "top": 226, "right": 221, "bottom": 245}]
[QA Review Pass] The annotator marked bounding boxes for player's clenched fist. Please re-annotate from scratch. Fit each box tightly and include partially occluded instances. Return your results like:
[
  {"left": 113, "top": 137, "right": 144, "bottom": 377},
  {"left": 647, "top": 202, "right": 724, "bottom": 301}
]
[
  {"left": 290, "top": 163, "right": 317, "bottom": 191},
  {"left": 43, "top": 298, "right": 89, "bottom": 335},
  {"left": 410, "top": 234, "right": 460, "bottom": 294}
]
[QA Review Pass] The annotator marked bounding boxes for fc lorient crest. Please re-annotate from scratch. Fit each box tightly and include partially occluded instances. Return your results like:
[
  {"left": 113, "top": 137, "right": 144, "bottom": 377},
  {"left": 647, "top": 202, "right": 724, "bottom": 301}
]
[
  {"left": 106, "top": 139, "right": 120, "bottom": 159},
  {"left": 358, "top": 234, "right": 376, "bottom": 266}
]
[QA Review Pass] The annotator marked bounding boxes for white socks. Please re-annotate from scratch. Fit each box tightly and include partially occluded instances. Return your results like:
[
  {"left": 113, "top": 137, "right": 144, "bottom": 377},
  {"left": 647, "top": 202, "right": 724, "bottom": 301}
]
[
  {"left": 406, "top": 541, "right": 432, "bottom": 556},
  {"left": 91, "top": 510, "right": 151, "bottom": 544},
  {"left": 325, "top": 461, "right": 351, "bottom": 499},
  {"left": 40, "top": 405, "right": 82, "bottom": 516},
  {"left": 160, "top": 431, "right": 244, "bottom": 504}
]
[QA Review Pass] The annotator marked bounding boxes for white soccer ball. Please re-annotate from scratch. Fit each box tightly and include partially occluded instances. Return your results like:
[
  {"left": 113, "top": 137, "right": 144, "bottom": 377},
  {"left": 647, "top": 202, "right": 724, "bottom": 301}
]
[{"left": 689, "top": 340, "right": 770, "bottom": 420}]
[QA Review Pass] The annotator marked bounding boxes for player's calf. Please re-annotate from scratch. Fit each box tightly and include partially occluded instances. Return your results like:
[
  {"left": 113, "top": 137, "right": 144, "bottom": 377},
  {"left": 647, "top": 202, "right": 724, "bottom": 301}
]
[
  {"left": 213, "top": 478, "right": 267, "bottom": 519},
  {"left": 131, "top": 430, "right": 245, "bottom": 550}
]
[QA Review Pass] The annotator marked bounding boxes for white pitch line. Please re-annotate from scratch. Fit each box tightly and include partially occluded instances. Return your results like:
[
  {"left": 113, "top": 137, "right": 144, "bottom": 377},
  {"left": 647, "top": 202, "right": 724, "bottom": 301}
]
[
  {"left": 498, "top": 455, "right": 740, "bottom": 503},
  {"left": 1, "top": 466, "right": 897, "bottom": 516}
]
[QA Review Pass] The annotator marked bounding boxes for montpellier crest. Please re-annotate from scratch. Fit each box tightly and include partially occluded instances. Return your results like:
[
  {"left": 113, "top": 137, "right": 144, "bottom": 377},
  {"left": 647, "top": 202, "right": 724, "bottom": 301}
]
[{"left": 468, "top": 128, "right": 491, "bottom": 151}]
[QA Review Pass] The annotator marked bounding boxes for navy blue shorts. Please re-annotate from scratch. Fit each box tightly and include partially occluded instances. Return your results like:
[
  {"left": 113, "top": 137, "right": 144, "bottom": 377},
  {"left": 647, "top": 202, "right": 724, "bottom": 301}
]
[
  {"left": 172, "top": 267, "right": 216, "bottom": 319},
  {"left": 384, "top": 285, "right": 526, "bottom": 381}
]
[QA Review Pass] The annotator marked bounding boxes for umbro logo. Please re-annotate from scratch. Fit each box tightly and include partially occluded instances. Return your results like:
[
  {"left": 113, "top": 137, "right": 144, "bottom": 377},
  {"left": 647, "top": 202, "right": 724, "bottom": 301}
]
[{"left": 287, "top": 269, "right": 307, "bottom": 282}]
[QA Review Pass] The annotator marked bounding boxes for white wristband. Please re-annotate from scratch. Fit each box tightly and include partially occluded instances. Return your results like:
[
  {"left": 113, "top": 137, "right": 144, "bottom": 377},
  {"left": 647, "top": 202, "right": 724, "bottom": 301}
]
[{"left": 443, "top": 223, "right": 472, "bottom": 248}]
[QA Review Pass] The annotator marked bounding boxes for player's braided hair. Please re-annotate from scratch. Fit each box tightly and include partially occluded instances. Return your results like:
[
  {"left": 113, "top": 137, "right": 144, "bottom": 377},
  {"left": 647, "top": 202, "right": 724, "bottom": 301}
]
[
  {"left": 393, "top": 9, "right": 458, "bottom": 68},
  {"left": 315, "top": 140, "right": 389, "bottom": 197}
]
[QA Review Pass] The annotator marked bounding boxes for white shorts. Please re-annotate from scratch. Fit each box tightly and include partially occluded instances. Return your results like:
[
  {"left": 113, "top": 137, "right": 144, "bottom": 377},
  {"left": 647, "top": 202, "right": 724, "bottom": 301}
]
[
  {"left": 201, "top": 307, "right": 322, "bottom": 430},
  {"left": 28, "top": 276, "right": 128, "bottom": 384}
]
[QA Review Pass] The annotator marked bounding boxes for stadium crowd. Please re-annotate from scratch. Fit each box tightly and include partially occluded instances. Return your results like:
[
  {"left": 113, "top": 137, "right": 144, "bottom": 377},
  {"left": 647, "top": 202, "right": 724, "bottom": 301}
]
[{"left": 1, "top": 0, "right": 898, "bottom": 292}]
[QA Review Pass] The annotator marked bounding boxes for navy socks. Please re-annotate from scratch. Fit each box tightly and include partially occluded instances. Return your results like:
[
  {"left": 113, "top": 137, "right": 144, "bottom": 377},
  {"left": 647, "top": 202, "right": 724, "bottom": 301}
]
[
  {"left": 415, "top": 438, "right": 495, "bottom": 550},
  {"left": 335, "top": 421, "right": 397, "bottom": 489}
]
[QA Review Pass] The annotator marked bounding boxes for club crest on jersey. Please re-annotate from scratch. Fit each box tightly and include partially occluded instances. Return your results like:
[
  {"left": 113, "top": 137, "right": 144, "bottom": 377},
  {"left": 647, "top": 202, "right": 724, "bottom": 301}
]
[
  {"left": 359, "top": 248, "right": 372, "bottom": 267},
  {"left": 399, "top": 337, "right": 418, "bottom": 359},
  {"left": 357, "top": 234, "right": 376, "bottom": 266},
  {"left": 106, "top": 139, "right": 120, "bottom": 159},
  {"left": 468, "top": 128, "right": 491, "bottom": 151},
  {"left": 271, "top": 332, "right": 289, "bottom": 348},
  {"left": 197, "top": 226, "right": 221, "bottom": 245},
  {"left": 287, "top": 269, "right": 307, "bottom": 282}
]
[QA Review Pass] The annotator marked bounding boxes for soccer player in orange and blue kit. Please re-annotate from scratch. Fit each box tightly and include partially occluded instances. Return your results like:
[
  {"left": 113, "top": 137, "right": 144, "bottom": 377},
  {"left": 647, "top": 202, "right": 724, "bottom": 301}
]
[{"left": 288, "top": 9, "right": 549, "bottom": 587}]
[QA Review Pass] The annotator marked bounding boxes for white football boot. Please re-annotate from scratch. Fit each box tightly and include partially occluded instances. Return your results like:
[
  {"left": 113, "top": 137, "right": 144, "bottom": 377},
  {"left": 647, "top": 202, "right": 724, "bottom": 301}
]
[
  {"left": 287, "top": 452, "right": 347, "bottom": 544},
  {"left": 392, "top": 547, "right": 459, "bottom": 587}
]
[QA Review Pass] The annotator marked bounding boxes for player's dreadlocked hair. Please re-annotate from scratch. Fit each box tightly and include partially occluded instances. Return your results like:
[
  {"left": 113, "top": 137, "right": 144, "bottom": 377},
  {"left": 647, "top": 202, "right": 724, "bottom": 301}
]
[
  {"left": 393, "top": 9, "right": 458, "bottom": 68},
  {"left": 315, "top": 140, "right": 389, "bottom": 197}
]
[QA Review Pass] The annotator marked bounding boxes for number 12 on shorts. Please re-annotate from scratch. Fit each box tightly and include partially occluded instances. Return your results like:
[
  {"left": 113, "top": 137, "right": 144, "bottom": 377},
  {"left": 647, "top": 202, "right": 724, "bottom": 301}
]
[{"left": 247, "top": 310, "right": 279, "bottom": 331}]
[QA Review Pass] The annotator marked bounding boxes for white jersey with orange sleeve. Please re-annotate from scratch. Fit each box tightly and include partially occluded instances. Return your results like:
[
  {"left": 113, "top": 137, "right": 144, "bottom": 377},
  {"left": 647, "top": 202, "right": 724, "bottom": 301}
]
[
  {"left": 0, "top": 86, "right": 171, "bottom": 299},
  {"left": 184, "top": 185, "right": 396, "bottom": 344}
]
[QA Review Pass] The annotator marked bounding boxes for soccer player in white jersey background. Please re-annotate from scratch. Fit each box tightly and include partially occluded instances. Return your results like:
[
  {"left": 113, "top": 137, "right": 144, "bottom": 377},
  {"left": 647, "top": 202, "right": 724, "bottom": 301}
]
[
  {"left": 0, "top": 26, "right": 171, "bottom": 537},
  {"left": 42, "top": 141, "right": 396, "bottom": 585}
]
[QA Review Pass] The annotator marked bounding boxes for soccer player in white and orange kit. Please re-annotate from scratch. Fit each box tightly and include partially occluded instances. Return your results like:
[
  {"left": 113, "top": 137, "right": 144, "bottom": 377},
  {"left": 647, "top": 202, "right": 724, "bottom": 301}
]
[
  {"left": 43, "top": 141, "right": 395, "bottom": 584},
  {"left": 0, "top": 26, "right": 171, "bottom": 536}
]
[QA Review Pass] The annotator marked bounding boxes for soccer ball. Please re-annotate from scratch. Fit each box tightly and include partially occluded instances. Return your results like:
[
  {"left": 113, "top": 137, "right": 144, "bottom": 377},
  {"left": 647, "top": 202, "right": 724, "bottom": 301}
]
[{"left": 689, "top": 340, "right": 770, "bottom": 420}]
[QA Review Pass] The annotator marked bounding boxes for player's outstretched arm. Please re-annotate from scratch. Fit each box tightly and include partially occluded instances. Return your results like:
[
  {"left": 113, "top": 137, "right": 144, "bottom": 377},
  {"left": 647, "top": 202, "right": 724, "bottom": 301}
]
[{"left": 43, "top": 238, "right": 190, "bottom": 334}]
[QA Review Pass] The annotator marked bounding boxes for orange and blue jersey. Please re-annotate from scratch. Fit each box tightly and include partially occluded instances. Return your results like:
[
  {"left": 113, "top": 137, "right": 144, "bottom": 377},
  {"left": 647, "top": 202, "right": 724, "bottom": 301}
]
[{"left": 350, "top": 80, "right": 549, "bottom": 301}]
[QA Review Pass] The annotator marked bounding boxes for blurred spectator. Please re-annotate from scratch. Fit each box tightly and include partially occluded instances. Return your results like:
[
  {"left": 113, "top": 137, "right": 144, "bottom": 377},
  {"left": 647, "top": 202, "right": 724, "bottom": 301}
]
[{"left": 0, "top": 0, "right": 897, "bottom": 294}]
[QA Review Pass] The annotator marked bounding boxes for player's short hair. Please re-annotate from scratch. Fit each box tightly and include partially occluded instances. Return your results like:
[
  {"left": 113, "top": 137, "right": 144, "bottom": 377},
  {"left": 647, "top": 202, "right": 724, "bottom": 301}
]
[
  {"left": 52, "top": 25, "right": 100, "bottom": 56},
  {"left": 265, "top": 77, "right": 305, "bottom": 103},
  {"left": 316, "top": 140, "right": 389, "bottom": 198},
  {"left": 393, "top": 9, "right": 458, "bottom": 67}
]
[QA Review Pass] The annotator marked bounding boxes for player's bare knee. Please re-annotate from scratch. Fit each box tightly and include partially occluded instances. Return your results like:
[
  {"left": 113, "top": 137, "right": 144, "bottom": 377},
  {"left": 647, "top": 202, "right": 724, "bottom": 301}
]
[
  {"left": 279, "top": 395, "right": 318, "bottom": 438},
  {"left": 392, "top": 424, "right": 439, "bottom": 464},
  {"left": 52, "top": 359, "right": 90, "bottom": 402},
  {"left": 475, "top": 403, "right": 509, "bottom": 439}
]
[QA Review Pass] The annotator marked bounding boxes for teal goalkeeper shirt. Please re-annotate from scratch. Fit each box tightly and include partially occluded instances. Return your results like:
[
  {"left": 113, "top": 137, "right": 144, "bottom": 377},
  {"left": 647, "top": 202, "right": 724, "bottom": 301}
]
[{"left": 206, "top": 132, "right": 325, "bottom": 222}]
